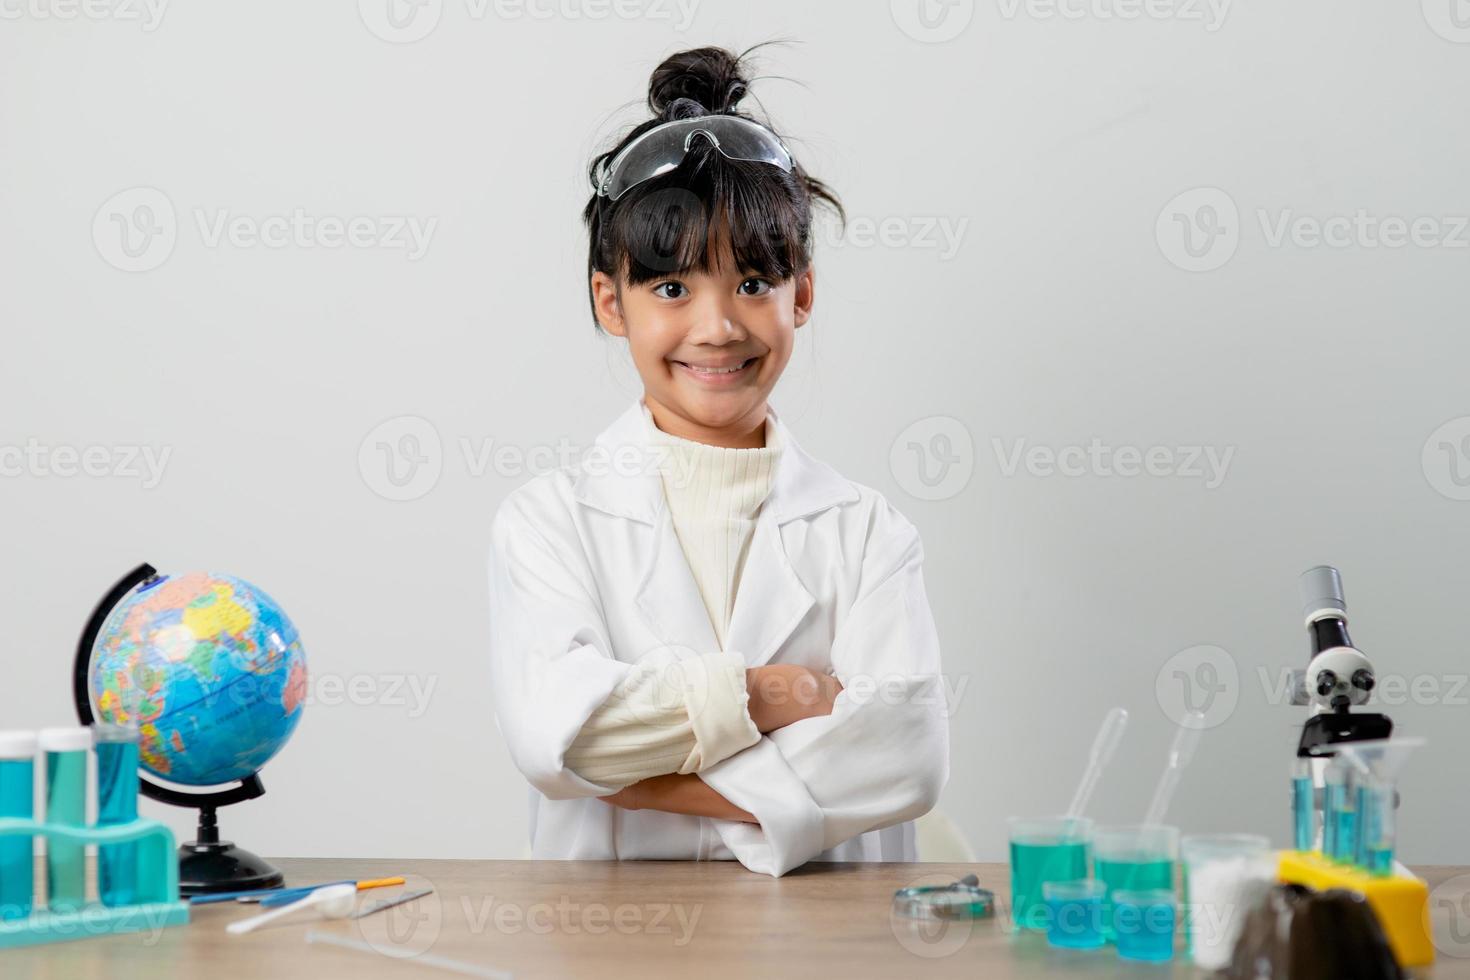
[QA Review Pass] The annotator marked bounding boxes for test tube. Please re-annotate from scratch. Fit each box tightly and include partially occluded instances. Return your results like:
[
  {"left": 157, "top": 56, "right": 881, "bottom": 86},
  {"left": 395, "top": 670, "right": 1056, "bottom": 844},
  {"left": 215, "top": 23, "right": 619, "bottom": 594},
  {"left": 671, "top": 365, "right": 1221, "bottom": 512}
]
[
  {"left": 0, "top": 731, "right": 37, "bottom": 921},
  {"left": 40, "top": 727, "right": 92, "bottom": 912},
  {"left": 1291, "top": 757, "right": 1315, "bottom": 852},
  {"left": 1354, "top": 777, "right": 1392, "bottom": 875},
  {"left": 1323, "top": 756, "right": 1356, "bottom": 864},
  {"left": 93, "top": 724, "right": 139, "bottom": 906},
  {"left": 1337, "top": 738, "right": 1423, "bottom": 878}
]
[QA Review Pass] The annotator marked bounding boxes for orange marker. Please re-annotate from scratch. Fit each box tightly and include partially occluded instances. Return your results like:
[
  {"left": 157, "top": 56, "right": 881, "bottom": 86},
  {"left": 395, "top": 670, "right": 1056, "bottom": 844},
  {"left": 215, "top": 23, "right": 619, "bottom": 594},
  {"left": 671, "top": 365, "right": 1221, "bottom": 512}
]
[{"left": 355, "top": 877, "right": 405, "bottom": 891}]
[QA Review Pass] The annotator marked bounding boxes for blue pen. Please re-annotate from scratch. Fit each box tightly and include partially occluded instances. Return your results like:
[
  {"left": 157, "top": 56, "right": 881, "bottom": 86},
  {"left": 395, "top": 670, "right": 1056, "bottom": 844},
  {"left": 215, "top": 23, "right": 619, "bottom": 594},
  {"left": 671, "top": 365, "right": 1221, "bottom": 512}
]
[{"left": 190, "top": 881, "right": 350, "bottom": 905}]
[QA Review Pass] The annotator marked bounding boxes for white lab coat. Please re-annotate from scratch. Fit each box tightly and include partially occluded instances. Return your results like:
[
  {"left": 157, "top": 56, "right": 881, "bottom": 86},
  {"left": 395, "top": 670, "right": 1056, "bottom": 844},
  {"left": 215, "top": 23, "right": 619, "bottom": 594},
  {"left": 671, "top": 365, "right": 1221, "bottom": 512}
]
[{"left": 486, "top": 397, "right": 950, "bottom": 877}]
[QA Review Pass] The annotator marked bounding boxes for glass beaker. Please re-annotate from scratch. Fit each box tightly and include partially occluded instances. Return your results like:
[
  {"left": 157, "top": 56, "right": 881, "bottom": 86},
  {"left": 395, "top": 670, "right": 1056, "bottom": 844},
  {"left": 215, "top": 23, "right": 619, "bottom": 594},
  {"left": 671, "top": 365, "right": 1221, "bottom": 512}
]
[
  {"left": 1180, "top": 833, "right": 1273, "bottom": 970},
  {"left": 1043, "top": 878, "right": 1107, "bottom": 949},
  {"left": 1113, "top": 887, "right": 1177, "bottom": 962},
  {"left": 1008, "top": 815, "right": 1092, "bottom": 932},
  {"left": 1093, "top": 824, "right": 1178, "bottom": 940}
]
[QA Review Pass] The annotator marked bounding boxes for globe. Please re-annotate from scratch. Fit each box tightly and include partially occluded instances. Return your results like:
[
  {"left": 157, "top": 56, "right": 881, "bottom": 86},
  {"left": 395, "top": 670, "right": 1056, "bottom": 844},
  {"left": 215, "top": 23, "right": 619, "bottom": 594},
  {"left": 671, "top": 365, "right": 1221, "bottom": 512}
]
[{"left": 87, "top": 570, "right": 307, "bottom": 787}]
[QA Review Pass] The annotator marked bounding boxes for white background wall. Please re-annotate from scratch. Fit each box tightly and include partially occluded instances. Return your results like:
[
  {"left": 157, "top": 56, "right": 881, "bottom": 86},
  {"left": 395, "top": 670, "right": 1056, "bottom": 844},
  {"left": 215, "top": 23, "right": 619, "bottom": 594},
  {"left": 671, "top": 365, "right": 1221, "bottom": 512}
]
[{"left": 2, "top": 0, "right": 1467, "bottom": 866}]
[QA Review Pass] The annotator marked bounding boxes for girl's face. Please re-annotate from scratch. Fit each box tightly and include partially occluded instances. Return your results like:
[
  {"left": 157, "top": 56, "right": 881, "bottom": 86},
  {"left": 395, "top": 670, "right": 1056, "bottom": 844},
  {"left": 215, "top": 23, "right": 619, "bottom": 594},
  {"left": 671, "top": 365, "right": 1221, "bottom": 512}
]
[{"left": 592, "top": 233, "right": 814, "bottom": 448}]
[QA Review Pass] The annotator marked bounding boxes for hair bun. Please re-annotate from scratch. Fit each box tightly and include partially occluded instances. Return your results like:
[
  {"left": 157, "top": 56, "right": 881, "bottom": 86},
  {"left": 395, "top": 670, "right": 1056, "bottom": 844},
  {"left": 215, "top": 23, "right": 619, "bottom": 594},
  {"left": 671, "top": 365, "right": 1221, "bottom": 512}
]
[{"left": 647, "top": 46, "right": 749, "bottom": 118}]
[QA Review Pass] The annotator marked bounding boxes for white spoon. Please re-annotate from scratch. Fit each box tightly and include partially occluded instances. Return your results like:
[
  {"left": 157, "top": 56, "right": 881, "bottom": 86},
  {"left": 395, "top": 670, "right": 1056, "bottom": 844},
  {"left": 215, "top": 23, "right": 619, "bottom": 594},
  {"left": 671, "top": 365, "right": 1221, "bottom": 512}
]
[{"left": 227, "top": 883, "right": 357, "bottom": 936}]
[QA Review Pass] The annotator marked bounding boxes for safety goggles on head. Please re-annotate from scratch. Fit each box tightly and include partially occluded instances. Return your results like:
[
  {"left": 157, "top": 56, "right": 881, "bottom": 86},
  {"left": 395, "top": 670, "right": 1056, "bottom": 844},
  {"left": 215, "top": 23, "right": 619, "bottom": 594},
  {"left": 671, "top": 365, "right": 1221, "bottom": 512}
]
[{"left": 593, "top": 115, "right": 795, "bottom": 202}]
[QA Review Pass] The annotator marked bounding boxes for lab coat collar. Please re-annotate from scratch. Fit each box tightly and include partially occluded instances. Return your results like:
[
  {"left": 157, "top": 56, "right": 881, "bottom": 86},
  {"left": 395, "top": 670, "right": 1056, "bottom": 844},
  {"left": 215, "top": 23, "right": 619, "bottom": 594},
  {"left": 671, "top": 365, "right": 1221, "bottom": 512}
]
[
  {"left": 570, "top": 396, "right": 859, "bottom": 666},
  {"left": 570, "top": 396, "right": 859, "bottom": 527}
]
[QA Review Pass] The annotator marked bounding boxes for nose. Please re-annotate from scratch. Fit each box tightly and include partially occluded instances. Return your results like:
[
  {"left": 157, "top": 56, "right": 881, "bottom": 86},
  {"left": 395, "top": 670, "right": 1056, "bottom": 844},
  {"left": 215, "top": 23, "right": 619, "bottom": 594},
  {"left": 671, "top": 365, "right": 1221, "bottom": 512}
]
[{"left": 683, "top": 292, "right": 748, "bottom": 346}]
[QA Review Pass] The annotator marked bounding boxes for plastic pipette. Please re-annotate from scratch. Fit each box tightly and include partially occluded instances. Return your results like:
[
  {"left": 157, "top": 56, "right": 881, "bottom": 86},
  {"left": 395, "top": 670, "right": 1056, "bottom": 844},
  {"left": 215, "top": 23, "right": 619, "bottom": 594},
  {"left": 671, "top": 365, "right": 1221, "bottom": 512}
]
[
  {"left": 1065, "top": 707, "right": 1129, "bottom": 818},
  {"left": 1142, "top": 710, "right": 1205, "bottom": 826},
  {"left": 226, "top": 884, "right": 357, "bottom": 935}
]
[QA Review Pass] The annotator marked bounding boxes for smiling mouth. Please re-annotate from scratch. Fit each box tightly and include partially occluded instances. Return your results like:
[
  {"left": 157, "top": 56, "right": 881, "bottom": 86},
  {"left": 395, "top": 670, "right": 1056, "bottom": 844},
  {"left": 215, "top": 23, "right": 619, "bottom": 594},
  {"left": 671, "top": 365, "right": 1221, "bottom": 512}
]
[{"left": 672, "top": 356, "right": 758, "bottom": 378}]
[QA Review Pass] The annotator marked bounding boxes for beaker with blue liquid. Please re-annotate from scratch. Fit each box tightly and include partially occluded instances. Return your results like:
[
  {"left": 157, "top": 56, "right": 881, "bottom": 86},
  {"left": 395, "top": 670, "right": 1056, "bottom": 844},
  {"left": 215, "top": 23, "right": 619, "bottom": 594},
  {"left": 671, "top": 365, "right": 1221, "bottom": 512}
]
[
  {"left": 1043, "top": 878, "right": 1106, "bottom": 949},
  {"left": 1008, "top": 816, "right": 1092, "bottom": 932},
  {"left": 1093, "top": 824, "right": 1177, "bottom": 941}
]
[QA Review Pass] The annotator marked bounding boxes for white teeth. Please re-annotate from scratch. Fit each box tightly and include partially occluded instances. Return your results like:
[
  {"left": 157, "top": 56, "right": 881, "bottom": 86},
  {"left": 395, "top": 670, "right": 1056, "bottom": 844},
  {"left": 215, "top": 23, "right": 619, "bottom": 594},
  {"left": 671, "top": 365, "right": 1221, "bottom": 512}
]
[{"left": 682, "top": 359, "right": 749, "bottom": 375}]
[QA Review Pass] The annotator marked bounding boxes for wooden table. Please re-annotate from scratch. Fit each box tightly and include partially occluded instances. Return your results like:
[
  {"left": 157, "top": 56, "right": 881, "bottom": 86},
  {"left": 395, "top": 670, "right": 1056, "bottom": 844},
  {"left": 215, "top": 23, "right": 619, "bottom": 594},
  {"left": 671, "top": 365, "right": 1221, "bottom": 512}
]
[{"left": 7, "top": 859, "right": 1470, "bottom": 978}]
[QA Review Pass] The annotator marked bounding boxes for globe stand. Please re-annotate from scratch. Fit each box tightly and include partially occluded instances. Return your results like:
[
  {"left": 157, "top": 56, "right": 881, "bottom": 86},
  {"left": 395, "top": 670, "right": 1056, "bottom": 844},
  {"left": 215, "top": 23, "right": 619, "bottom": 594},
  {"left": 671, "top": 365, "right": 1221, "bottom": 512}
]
[
  {"left": 178, "top": 805, "right": 284, "bottom": 894},
  {"left": 74, "top": 563, "right": 290, "bottom": 897}
]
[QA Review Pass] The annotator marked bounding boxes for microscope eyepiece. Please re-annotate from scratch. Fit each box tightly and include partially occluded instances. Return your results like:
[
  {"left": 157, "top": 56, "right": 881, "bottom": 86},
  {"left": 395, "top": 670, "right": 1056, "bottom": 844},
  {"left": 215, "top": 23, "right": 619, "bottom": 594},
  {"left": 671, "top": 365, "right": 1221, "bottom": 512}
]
[{"left": 1299, "top": 565, "right": 1347, "bottom": 624}]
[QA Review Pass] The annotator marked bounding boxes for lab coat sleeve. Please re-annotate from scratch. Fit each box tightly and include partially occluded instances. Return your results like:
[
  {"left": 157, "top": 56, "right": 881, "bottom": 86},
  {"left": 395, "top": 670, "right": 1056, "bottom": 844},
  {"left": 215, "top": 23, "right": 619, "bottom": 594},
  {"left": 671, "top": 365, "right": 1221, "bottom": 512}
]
[
  {"left": 699, "top": 498, "right": 951, "bottom": 877},
  {"left": 487, "top": 486, "right": 641, "bottom": 800}
]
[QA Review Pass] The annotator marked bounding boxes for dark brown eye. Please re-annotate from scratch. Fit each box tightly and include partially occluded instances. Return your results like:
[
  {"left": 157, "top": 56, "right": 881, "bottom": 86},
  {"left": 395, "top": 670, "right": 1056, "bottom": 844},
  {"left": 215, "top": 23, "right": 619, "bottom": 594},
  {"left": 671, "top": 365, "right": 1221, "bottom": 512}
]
[
  {"left": 654, "top": 281, "right": 687, "bottom": 299},
  {"left": 740, "top": 278, "right": 772, "bottom": 296}
]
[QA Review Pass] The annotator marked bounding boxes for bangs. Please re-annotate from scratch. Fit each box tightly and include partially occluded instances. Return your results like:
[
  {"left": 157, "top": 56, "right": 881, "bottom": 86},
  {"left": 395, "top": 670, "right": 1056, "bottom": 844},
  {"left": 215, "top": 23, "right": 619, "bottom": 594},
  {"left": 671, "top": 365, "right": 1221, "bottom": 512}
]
[{"left": 604, "top": 154, "right": 809, "bottom": 286}]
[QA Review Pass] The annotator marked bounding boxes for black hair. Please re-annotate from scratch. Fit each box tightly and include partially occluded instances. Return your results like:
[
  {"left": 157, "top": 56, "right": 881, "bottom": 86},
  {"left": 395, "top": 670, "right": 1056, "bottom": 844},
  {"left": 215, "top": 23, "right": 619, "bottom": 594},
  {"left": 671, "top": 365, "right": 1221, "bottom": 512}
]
[{"left": 582, "top": 42, "right": 845, "bottom": 332}]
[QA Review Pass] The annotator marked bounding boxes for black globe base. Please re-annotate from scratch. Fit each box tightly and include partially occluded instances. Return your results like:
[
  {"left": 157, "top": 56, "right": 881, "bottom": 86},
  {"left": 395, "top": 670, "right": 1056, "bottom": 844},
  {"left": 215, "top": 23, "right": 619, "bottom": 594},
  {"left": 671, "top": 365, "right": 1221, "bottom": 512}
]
[
  {"left": 178, "top": 841, "right": 284, "bottom": 895},
  {"left": 176, "top": 805, "right": 285, "bottom": 896}
]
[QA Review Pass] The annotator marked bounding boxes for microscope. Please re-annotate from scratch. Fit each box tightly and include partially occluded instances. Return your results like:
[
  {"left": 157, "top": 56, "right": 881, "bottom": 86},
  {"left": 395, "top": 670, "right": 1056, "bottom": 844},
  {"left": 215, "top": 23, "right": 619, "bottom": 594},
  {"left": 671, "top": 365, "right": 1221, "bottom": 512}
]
[{"left": 1293, "top": 565, "right": 1392, "bottom": 753}]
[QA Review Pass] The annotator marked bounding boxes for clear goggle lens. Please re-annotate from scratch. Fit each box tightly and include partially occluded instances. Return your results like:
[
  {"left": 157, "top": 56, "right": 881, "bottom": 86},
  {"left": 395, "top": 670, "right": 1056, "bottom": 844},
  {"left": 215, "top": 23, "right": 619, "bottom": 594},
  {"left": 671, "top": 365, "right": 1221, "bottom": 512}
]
[{"left": 595, "top": 115, "right": 794, "bottom": 201}]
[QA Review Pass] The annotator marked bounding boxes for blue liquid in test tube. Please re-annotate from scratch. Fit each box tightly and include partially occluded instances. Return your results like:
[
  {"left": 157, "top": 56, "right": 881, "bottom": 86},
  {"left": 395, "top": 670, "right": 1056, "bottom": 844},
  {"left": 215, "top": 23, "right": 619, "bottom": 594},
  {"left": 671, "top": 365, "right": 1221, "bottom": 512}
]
[
  {"left": 94, "top": 725, "right": 140, "bottom": 906},
  {"left": 0, "top": 732, "right": 38, "bottom": 921},
  {"left": 1292, "top": 773, "right": 1314, "bottom": 852},
  {"left": 40, "top": 727, "right": 92, "bottom": 913}
]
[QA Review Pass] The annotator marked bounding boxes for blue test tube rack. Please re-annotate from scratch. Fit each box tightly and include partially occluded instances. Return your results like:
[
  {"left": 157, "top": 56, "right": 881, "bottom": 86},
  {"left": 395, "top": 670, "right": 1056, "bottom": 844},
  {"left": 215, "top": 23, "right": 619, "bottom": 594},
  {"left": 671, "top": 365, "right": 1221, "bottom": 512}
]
[{"left": 0, "top": 815, "right": 189, "bottom": 949}]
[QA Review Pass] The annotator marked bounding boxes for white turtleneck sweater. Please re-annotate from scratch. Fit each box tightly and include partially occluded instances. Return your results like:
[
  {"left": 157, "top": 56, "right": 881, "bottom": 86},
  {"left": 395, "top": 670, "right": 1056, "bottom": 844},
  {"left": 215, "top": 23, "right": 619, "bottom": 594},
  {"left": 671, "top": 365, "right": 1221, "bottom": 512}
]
[{"left": 562, "top": 401, "right": 781, "bottom": 789}]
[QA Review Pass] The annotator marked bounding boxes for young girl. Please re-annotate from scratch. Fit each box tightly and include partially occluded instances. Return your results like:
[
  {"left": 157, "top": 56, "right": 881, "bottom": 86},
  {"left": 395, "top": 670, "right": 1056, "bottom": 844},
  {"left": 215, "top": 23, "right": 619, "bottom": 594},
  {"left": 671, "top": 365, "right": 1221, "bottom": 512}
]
[{"left": 487, "top": 44, "right": 949, "bottom": 877}]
